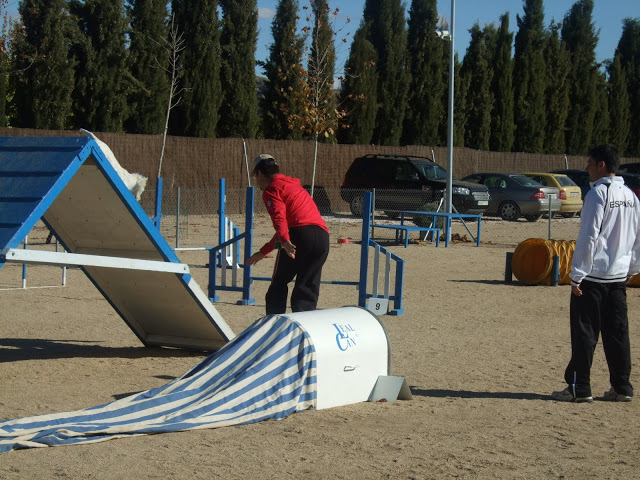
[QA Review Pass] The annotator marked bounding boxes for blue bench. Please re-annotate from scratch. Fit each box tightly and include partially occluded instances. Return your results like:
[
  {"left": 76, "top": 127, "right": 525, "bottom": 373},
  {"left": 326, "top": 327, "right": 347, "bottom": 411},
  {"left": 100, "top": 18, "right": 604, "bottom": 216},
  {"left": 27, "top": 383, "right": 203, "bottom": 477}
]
[
  {"left": 372, "top": 224, "right": 440, "bottom": 248},
  {"left": 399, "top": 211, "right": 482, "bottom": 247}
]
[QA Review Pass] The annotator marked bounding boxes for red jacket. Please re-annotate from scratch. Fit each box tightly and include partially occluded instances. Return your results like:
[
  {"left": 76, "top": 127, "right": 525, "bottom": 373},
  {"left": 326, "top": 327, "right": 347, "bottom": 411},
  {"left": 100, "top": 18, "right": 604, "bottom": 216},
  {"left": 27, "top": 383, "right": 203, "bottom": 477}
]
[{"left": 259, "top": 174, "right": 328, "bottom": 255}]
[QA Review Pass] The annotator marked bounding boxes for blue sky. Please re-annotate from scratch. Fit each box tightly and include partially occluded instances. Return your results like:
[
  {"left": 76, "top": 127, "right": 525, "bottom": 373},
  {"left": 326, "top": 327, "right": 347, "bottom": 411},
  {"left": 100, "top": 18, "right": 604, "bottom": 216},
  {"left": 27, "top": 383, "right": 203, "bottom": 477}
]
[
  {"left": 3, "top": 0, "right": 637, "bottom": 75},
  {"left": 256, "top": 0, "right": 638, "bottom": 76}
]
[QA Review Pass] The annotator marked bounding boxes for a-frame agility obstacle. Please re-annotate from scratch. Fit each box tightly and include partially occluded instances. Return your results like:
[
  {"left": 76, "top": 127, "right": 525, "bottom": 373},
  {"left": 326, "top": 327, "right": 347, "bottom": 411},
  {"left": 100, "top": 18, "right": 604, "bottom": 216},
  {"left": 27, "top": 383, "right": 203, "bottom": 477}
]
[{"left": 0, "top": 136, "right": 234, "bottom": 350}]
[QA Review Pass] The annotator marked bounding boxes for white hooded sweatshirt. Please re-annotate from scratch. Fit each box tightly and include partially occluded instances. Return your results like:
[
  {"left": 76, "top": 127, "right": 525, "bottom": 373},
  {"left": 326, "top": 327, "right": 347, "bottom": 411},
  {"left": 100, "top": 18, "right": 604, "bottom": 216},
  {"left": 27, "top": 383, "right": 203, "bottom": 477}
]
[{"left": 570, "top": 176, "right": 640, "bottom": 286}]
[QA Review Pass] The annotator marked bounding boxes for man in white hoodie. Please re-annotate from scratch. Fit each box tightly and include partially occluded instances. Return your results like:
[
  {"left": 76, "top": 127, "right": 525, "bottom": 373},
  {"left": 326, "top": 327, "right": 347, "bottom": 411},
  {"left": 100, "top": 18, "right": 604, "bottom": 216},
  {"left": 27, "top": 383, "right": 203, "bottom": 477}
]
[{"left": 552, "top": 144, "right": 640, "bottom": 403}]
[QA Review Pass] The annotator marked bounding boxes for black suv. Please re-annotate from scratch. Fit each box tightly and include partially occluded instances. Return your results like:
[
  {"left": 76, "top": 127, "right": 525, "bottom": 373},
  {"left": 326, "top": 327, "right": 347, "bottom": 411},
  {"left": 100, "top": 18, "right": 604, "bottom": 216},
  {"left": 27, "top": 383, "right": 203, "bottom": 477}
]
[{"left": 340, "top": 153, "right": 490, "bottom": 216}]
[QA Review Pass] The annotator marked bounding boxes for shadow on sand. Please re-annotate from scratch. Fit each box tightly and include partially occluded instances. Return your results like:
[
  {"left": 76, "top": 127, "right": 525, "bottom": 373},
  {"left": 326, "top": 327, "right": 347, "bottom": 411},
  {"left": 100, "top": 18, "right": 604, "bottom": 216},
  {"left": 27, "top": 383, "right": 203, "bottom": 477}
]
[
  {"left": 410, "top": 387, "right": 547, "bottom": 401},
  {"left": 0, "top": 338, "right": 208, "bottom": 363}
]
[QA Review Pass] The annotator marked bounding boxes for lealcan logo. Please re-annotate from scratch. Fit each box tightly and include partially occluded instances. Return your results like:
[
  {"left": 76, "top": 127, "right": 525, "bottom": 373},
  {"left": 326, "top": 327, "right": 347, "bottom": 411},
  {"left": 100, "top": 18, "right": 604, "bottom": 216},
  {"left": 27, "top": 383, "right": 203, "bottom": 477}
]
[{"left": 332, "top": 323, "right": 358, "bottom": 351}]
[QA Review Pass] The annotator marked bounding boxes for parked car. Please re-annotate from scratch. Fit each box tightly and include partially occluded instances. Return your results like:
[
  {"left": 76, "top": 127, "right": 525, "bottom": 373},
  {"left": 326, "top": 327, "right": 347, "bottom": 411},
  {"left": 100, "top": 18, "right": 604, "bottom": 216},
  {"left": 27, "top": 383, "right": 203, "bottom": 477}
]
[
  {"left": 521, "top": 172, "right": 583, "bottom": 217},
  {"left": 551, "top": 169, "right": 640, "bottom": 199},
  {"left": 340, "top": 153, "right": 490, "bottom": 217},
  {"left": 461, "top": 172, "right": 561, "bottom": 221},
  {"left": 621, "top": 173, "right": 640, "bottom": 198},
  {"left": 550, "top": 169, "right": 591, "bottom": 199},
  {"left": 617, "top": 163, "right": 640, "bottom": 175}
]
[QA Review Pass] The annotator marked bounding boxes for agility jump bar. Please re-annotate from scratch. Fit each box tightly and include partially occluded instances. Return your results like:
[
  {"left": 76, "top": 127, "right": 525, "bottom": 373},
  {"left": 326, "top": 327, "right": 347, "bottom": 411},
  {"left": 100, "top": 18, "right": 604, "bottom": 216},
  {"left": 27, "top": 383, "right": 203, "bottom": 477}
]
[{"left": 2, "top": 249, "right": 190, "bottom": 274}]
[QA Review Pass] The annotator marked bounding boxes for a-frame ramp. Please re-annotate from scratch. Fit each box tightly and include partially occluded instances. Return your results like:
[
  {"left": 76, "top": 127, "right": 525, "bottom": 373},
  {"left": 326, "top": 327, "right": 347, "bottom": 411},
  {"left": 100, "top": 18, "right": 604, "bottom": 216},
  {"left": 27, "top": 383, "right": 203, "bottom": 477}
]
[{"left": 0, "top": 136, "right": 234, "bottom": 350}]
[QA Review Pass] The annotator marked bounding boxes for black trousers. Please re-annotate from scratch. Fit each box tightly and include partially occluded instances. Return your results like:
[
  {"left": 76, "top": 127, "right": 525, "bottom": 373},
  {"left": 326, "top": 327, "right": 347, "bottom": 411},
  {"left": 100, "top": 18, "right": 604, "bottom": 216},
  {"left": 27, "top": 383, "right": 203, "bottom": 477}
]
[
  {"left": 265, "top": 225, "right": 330, "bottom": 315},
  {"left": 564, "top": 280, "right": 633, "bottom": 397}
]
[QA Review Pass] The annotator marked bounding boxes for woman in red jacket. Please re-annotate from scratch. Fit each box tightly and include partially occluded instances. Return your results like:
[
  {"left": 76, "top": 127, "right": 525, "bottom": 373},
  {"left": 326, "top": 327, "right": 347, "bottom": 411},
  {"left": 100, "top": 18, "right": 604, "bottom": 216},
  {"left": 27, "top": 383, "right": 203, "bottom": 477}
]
[{"left": 246, "top": 154, "right": 330, "bottom": 314}]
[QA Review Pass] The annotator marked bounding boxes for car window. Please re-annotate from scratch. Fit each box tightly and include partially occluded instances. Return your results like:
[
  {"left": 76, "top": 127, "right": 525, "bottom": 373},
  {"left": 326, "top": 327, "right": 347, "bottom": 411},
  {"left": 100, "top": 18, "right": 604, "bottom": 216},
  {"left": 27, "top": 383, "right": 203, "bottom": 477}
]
[
  {"left": 512, "top": 175, "right": 542, "bottom": 187},
  {"left": 530, "top": 175, "right": 547, "bottom": 186},
  {"left": 411, "top": 161, "right": 447, "bottom": 181},
  {"left": 371, "top": 159, "right": 394, "bottom": 179},
  {"left": 464, "top": 174, "right": 482, "bottom": 184},
  {"left": 623, "top": 174, "right": 640, "bottom": 188},
  {"left": 619, "top": 164, "right": 640, "bottom": 174},
  {"left": 573, "top": 174, "right": 590, "bottom": 187},
  {"left": 554, "top": 175, "right": 577, "bottom": 187},
  {"left": 393, "top": 162, "right": 420, "bottom": 181},
  {"left": 484, "top": 176, "right": 507, "bottom": 189}
]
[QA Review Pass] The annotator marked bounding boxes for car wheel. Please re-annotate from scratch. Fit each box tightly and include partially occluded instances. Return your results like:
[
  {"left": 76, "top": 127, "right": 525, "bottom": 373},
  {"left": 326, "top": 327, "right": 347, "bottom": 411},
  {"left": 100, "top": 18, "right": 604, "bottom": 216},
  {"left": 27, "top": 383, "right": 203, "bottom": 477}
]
[
  {"left": 349, "top": 195, "right": 364, "bottom": 217},
  {"left": 524, "top": 214, "right": 542, "bottom": 222},
  {"left": 498, "top": 201, "right": 520, "bottom": 221}
]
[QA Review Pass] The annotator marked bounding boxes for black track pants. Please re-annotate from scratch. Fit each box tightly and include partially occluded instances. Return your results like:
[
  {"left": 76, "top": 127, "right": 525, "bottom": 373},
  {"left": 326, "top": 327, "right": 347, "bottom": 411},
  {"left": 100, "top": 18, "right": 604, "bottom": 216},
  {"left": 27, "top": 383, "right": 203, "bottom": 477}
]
[
  {"left": 564, "top": 280, "right": 633, "bottom": 398},
  {"left": 265, "top": 225, "right": 330, "bottom": 315}
]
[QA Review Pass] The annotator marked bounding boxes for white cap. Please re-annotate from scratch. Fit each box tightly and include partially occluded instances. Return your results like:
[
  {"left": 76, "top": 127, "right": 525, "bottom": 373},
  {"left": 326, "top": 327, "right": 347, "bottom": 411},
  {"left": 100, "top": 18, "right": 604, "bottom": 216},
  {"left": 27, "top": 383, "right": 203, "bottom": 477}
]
[{"left": 252, "top": 154, "right": 277, "bottom": 173}]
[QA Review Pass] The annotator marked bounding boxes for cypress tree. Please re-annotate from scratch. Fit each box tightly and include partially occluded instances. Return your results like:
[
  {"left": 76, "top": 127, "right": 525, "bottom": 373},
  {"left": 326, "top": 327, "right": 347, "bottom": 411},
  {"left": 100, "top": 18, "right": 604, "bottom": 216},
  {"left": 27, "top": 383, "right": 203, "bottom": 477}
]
[
  {"left": 591, "top": 70, "right": 610, "bottom": 146},
  {"left": 171, "top": 0, "right": 222, "bottom": 138},
  {"left": 543, "top": 20, "right": 571, "bottom": 154},
  {"left": 435, "top": 20, "right": 465, "bottom": 148},
  {"left": 0, "top": 8, "right": 9, "bottom": 127},
  {"left": 305, "top": 0, "right": 337, "bottom": 143},
  {"left": 125, "top": 0, "right": 170, "bottom": 134},
  {"left": 460, "top": 23, "right": 494, "bottom": 151},
  {"left": 219, "top": 0, "right": 259, "bottom": 138},
  {"left": 561, "top": 0, "right": 599, "bottom": 154},
  {"left": 489, "top": 13, "right": 515, "bottom": 152},
  {"left": 364, "top": 0, "right": 409, "bottom": 146},
  {"left": 437, "top": 36, "right": 466, "bottom": 148},
  {"left": 337, "top": 23, "right": 378, "bottom": 144},
  {"left": 608, "top": 53, "right": 630, "bottom": 155},
  {"left": 9, "top": 0, "right": 75, "bottom": 129},
  {"left": 616, "top": 18, "right": 640, "bottom": 156},
  {"left": 513, "top": 0, "right": 547, "bottom": 153},
  {"left": 402, "top": 0, "right": 445, "bottom": 146},
  {"left": 70, "top": 0, "right": 129, "bottom": 132},
  {"left": 452, "top": 57, "right": 469, "bottom": 147},
  {"left": 260, "top": 0, "right": 304, "bottom": 140}
]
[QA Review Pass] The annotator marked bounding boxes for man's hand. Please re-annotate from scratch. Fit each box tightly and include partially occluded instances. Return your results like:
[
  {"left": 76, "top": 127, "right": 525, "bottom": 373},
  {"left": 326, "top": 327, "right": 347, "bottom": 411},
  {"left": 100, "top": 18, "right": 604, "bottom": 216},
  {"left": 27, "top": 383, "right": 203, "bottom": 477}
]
[
  {"left": 246, "top": 252, "right": 265, "bottom": 266},
  {"left": 282, "top": 240, "right": 296, "bottom": 259},
  {"left": 571, "top": 284, "right": 582, "bottom": 296}
]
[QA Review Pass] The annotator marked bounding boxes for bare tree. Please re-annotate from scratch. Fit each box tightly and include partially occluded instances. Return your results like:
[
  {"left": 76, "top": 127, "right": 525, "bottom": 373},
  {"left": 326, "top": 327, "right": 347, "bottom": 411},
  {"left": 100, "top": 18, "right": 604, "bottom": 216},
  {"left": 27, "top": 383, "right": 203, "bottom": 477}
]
[
  {"left": 157, "top": 14, "right": 186, "bottom": 180},
  {"left": 287, "top": 1, "right": 350, "bottom": 196}
]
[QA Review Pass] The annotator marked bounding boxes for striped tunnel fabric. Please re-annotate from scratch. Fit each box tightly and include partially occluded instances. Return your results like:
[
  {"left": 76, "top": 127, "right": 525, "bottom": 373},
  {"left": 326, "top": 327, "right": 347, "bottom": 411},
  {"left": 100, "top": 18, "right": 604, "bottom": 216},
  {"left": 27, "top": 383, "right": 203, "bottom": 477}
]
[{"left": 0, "top": 314, "right": 317, "bottom": 454}]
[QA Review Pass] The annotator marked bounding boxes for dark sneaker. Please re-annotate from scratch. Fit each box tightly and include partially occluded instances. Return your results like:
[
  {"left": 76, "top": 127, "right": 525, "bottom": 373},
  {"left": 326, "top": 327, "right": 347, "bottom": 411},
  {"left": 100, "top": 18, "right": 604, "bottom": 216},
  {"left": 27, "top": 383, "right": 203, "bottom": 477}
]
[
  {"left": 602, "top": 388, "right": 632, "bottom": 402},
  {"left": 551, "top": 388, "right": 593, "bottom": 403}
]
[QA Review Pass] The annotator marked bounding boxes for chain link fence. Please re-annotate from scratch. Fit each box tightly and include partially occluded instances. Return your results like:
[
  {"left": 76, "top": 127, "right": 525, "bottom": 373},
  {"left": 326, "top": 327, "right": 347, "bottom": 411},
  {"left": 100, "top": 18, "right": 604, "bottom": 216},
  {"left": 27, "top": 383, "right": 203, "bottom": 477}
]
[{"left": 139, "top": 185, "right": 581, "bottom": 251}]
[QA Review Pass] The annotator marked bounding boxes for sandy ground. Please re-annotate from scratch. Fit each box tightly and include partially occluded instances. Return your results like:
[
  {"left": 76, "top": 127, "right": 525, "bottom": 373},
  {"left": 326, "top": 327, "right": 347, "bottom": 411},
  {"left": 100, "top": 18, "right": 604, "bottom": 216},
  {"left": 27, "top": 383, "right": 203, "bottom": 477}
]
[{"left": 1, "top": 216, "right": 639, "bottom": 479}]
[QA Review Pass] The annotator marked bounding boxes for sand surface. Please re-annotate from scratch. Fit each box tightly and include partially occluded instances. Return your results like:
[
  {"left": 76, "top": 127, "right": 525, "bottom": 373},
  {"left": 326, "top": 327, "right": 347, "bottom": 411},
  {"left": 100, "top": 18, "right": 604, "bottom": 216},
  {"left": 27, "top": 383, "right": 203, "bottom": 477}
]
[{"left": 1, "top": 216, "right": 639, "bottom": 479}]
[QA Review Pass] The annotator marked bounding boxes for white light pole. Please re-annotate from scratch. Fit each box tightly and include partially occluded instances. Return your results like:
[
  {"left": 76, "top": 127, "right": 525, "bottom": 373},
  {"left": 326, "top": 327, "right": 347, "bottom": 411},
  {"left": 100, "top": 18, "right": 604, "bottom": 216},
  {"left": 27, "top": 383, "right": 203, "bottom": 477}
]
[{"left": 446, "top": 0, "right": 455, "bottom": 233}]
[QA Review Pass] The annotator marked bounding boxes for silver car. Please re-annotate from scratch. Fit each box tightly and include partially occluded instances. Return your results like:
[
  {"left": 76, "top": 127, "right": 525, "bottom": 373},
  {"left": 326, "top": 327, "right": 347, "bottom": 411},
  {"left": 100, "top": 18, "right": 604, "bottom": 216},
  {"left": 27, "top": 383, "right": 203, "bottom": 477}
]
[{"left": 461, "top": 173, "right": 562, "bottom": 221}]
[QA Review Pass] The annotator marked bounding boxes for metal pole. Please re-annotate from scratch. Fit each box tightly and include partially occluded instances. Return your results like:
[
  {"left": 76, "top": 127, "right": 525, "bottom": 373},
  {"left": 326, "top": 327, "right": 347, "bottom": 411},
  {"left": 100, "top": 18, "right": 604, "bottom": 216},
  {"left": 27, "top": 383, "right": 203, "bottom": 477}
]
[
  {"left": 505, "top": 252, "right": 513, "bottom": 283},
  {"left": 155, "top": 177, "right": 163, "bottom": 230},
  {"left": 176, "top": 186, "right": 181, "bottom": 248},
  {"left": 243, "top": 138, "right": 251, "bottom": 187},
  {"left": 551, "top": 255, "right": 560, "bottom": 286},
  {"left": 446, "top": 0, "right": 456, "bottom": 246},
  {"left": 359, "top": 193, "right": 372, "bottom": 308},
  {"left": 57, "top": 239, "right": 66, "bottom": 286},
  {"left": 22, "top": 236, "right": 27, "bottom": 288},
  {"left": 548, "top": 194, "right": 553, "bottom": 240}
]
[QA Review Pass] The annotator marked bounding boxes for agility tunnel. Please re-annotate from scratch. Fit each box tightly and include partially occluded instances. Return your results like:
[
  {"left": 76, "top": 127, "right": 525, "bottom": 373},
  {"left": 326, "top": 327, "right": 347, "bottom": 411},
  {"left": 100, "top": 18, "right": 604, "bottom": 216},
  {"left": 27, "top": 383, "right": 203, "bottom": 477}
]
[
  {"left": 0, "top": 306, "right": 395, "bottom": 454},
  {"left": 510, "top": 238, "right": 575, "bottom": 285},
  {"left": 509, "top": 237, "right": 640, "bottom": 287}
]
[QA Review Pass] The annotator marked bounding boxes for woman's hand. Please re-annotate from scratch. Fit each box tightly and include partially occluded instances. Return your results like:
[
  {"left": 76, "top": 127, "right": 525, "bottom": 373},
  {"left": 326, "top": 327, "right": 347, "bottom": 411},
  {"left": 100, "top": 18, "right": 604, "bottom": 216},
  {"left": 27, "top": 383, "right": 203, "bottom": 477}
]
[
  {"left": 282, "top": 240, "right": 296, "bottom": 259},
  {"left": 246, "top": 252, "right": 265, "bottom": 266}
]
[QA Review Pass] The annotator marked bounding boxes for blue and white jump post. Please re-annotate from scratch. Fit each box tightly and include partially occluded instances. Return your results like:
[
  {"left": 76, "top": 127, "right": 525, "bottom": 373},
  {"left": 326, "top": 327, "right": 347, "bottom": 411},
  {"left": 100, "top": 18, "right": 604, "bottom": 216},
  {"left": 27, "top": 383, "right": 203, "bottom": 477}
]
[{"left": 207, "top": 181, "right": 405, "bottom": 315}]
